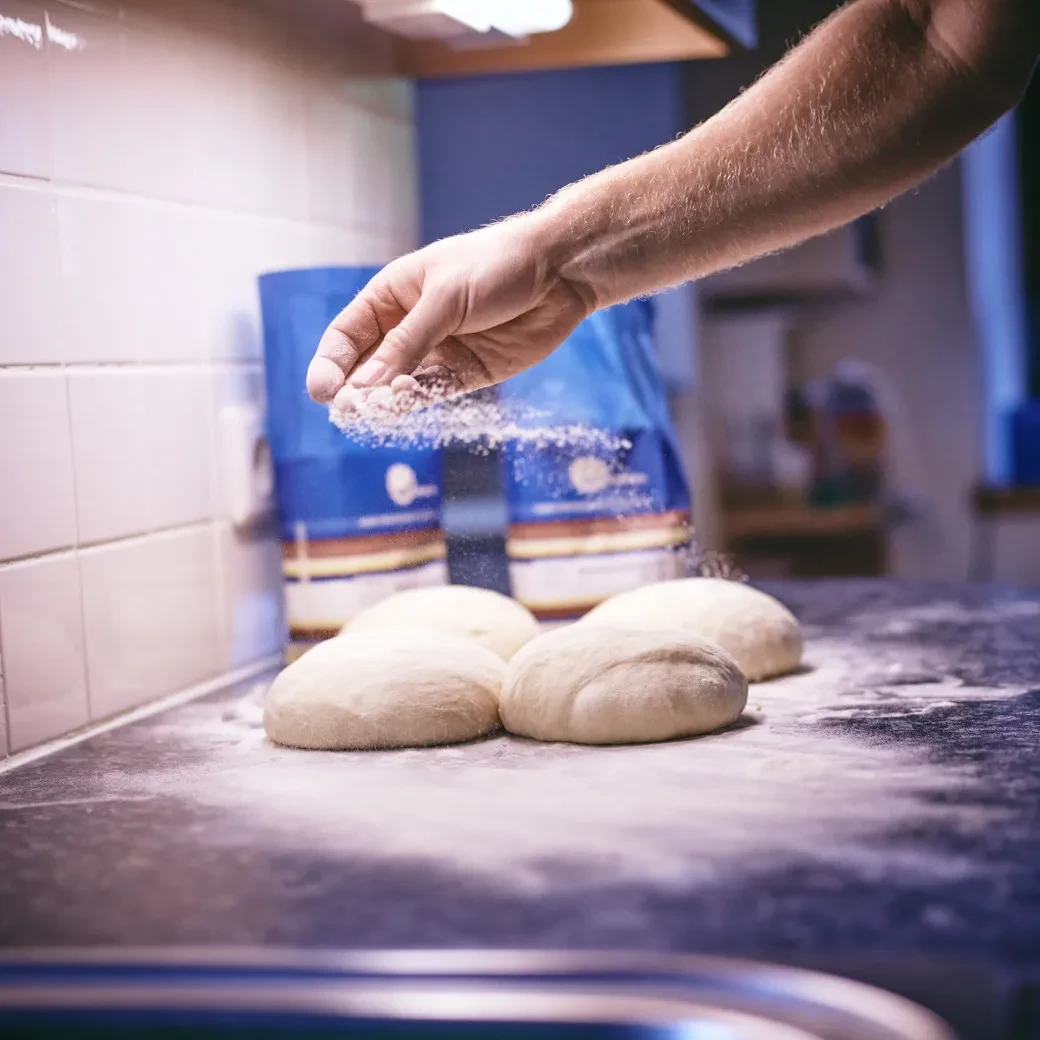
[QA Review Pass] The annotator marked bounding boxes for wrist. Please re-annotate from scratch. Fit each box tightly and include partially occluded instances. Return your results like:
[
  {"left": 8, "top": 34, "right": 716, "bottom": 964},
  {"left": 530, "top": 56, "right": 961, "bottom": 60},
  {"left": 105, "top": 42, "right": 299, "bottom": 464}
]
[{"left": 522, "top": 189, "right": 608, "bottom": 312}]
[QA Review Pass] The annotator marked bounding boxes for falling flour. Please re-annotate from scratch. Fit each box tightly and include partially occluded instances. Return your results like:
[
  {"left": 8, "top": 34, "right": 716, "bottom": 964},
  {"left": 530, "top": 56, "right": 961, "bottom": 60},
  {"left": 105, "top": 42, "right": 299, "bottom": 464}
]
[{"left": 329, "top": 391, "right": 631, "bottom": 458}]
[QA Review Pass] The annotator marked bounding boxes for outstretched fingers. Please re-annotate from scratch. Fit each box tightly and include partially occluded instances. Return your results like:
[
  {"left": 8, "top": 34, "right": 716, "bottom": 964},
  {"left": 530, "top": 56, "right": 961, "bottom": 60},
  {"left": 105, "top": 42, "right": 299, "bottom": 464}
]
[
  {"left": 330, "top": 366, "right": 465, "bottom": 425},
  {"left": 306, "top": 264, "right": 462, "bottom": 404},
  {"left": 306, "top": 290, "right": 385, "bottom": 403},
  {"left": 347, "top": 291, "right": 460, "bottom": 390}
]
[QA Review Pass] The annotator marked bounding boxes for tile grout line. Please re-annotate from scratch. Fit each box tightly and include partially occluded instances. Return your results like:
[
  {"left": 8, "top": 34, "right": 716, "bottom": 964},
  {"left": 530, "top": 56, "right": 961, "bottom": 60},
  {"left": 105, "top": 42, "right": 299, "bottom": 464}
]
[
  {"left": 0, "top": 517, "right": 224, "bottom": 568},
  {"left": 56, "top": 170, "right": 90, "bottom": 715},
  {"left": 0, "top": 654, "right": 281, "bottom": 776},
  {"left": 0, "top": 586, "right": 9, "bottom": 758},
  {"left": 0, "top": 170, "right": 415, "bottom": 240},
  {"left": 207, "top": 370, "right": 232, "bottom": 667},
  {"left": 60, "top": 356, "right": 94, "bottom": 720},
  {"left": 0, "top": 360, "right": 266, "bottom": 373}
]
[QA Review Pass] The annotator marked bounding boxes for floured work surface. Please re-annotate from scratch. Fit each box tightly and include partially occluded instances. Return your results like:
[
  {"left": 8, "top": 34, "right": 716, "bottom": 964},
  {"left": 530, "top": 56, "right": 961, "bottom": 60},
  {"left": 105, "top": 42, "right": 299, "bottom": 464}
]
[{"left": 1, "top": 581, "right": 1039, "bottom": 986}]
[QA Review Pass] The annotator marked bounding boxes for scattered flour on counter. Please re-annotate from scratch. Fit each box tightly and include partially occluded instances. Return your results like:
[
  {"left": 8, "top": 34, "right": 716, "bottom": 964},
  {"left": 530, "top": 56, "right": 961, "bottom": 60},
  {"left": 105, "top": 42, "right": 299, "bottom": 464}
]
[
  {"left": 113, "top": 614, "right": 1029, "bottom": 896},
  {"left": 857, "top": 598, "right": 1040, "bottom": 632}
]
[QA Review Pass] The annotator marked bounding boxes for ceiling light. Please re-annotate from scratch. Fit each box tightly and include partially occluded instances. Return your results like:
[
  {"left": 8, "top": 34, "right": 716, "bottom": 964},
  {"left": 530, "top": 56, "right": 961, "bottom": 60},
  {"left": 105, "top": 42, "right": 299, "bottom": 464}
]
[{"left": 358, "top": 0, "right": 573, "bottom": 41}]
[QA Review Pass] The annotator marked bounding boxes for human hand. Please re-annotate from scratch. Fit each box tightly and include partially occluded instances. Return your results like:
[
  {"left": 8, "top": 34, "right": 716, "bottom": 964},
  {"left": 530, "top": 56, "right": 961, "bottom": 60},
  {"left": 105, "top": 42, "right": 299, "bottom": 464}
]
[{"left": 305, "top": 213, "right": 593, "bottom": 414}]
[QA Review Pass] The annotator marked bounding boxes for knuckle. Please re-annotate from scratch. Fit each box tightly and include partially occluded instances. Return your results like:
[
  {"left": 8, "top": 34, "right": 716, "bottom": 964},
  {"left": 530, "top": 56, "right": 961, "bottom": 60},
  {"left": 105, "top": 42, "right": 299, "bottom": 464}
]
[
  {"left": 380, "top": 326, "right": 414, "bottom": 363},
  {"left": 317, "top": 329, "right": 360, "bottom": 370}
]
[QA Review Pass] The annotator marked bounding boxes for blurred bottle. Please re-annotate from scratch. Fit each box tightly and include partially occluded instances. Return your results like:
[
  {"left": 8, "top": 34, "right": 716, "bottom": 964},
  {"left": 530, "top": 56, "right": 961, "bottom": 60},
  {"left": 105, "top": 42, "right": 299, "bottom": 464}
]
[{"left": 797, "top": 363, "right": 887, "bottom": 507}]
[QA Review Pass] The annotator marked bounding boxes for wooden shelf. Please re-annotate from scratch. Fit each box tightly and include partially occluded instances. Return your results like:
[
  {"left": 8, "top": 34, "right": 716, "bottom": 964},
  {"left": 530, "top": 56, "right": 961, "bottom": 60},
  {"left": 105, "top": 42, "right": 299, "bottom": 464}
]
[
  {"left": 720, "top": 501, "right": 886, "bottom": 578},
  {"left": 973, "top": 484, "right": 1040, "bottom": 515},
  {"left": 397, "top": 0, "right": 731, "bottom": 79},
  {"left": 722, "top": 503, "right": 882, "bottom": 541}
]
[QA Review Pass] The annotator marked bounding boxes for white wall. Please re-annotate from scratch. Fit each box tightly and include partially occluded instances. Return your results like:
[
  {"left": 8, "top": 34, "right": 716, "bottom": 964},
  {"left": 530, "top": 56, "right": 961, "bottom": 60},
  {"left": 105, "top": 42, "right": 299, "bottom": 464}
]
[
  {"left": 988, "top": 516, "right": 1040, "bottom": 586},
  {"left": 0, "top": 0, "right": 417, "bottom": 756},
  {"left": 790, "top": 162, "right": 982, "bottom": 581}
]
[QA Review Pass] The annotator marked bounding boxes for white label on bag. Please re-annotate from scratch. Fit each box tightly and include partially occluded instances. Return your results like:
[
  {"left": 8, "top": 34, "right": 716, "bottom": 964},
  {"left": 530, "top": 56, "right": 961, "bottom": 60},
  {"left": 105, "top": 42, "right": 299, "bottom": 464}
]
[
  {"left": 285, "top": 559, "right": 449, "bottom": 630},
  {"left": 509, "top": 548, "right": 686, "bottom": 614}
]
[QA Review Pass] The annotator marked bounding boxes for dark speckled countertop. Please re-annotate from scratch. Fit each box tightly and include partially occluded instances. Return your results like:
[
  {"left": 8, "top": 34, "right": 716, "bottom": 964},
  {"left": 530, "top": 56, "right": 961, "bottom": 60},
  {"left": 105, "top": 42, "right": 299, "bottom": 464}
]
[{"left": 1, "top": 580, "right": 1039, "bottom": 1039}]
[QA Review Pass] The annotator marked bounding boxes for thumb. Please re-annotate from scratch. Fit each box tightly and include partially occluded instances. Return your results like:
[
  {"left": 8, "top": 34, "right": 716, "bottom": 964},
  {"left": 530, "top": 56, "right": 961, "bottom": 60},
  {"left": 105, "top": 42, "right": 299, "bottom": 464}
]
[{"left": 349, "top": 287, "right": 459, "bottom": 388}]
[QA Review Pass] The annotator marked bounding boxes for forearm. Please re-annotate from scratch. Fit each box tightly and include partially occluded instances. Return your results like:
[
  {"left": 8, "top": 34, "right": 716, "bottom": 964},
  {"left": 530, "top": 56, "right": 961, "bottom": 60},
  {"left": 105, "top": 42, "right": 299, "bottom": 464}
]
[{"left": 531, "top": 0, "right": 1038, "bottom": 309}]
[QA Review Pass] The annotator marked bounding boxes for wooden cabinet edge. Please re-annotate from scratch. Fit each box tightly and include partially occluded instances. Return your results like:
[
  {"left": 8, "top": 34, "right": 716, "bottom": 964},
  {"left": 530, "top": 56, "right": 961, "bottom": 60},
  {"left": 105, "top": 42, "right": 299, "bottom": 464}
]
[{"left": 396, "top": 0, "right": 732, "bottom": 80}]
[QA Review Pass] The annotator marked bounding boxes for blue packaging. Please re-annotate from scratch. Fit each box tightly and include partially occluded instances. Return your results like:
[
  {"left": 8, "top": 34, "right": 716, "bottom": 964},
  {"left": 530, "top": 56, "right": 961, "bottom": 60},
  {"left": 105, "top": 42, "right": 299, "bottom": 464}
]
[
  {"left": 499, "top": 299, "right": 691, "bottom": 621},
  {"left": 1010, "top": 401, "right": 1040, "bottom": 485},
  {"left": 259, "top": 267, "right": 447, "bottom": 656}
]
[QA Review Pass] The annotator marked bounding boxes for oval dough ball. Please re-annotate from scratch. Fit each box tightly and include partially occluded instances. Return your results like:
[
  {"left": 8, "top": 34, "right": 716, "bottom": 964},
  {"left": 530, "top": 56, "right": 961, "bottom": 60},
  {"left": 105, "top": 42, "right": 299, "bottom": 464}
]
[
  {"left": 500, "top": 623, "right": 747, "bottom": 745},
  {"left": 342, "top": 585, "right": 541, "bottom": 662},
  {"left": 584, "top": 577, "right": 802, "bottom": 681},
  {"left": 264, "top": 629, "right": 504, "bottom": 750}
]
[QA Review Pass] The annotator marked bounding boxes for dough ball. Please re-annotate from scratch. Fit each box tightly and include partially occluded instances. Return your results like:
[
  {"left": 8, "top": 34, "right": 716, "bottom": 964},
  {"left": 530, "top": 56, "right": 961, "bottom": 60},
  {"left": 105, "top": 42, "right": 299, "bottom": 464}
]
[
  {"left": 342, "top": 584, "right": 541, "bottom": 662},
  {"left": 499, "top": 623, "right": 747, "bottom": 745},
  {"left": 584, "top": 577, "right": 802, "bottom": 681},
  {"left": 264, "top": 629, "right": 504, "bottom": 750}
]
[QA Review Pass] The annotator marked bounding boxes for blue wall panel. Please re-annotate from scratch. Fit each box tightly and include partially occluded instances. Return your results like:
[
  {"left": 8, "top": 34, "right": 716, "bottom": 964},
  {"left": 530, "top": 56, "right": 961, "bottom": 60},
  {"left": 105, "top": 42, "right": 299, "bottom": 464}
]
[{"left": 415, "top": 62, "right": 686, "bottom": 244}]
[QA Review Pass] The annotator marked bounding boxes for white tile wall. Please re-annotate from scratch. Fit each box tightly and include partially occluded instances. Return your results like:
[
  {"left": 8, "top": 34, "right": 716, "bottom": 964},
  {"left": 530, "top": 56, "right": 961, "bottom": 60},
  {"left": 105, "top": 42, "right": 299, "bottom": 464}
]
[
  {"left": 209, "top": 363, "right": 266, "bottom": 519},
  {"left": 67, "top": 368, "right": 150, "bottom": 543},
  {"left": 0, "top": 552, "right": 89, "bottom": 750},
  {"left": 57, "top": 192, "right": 138, "bottom": 363},
  {"left": 0, "top": 0, "right": 51, "bottom": 179},
  {"left": 240, "top": 36, "right": 310, "bottom": 222},
  {"left": 304, "top": 71, "right": 360, "bottom": 228},
  {"left": 0, "top": 644, "right": 9, "bottom": 757},
  {"left": 0, "top": 0, "right": 418, "bottom": 751},
  {"left": 187, "top": 7, "right": 255, "bottom": 213},
  {"left": 0, "top": 183, "right": 63, "bottom": 364},
  {"left": 0, "top": 370, "right": 78, "bottom": 560},
  {"left": 68, "top": 367, "right": 214, "bottom": 544},
  {"left": 213, "top": 522, "right": 285, "bottom": 671},
  {"left": 141, "top": 369, "right": 215, "bottom": 530},
  {"left": 46, "top": 1, "right": 132, "bottom": 191},
  {"left": 80, "top": 526, "right": 220, "bottom": 720},
  {"left": 120, "top": 14, "right": 202, "bottom": 203},
  {"left": 197, "top": 212, "right": 264, "bottom": 363},
  {"left": 129, "top": 201, "right": 206, "bottom": 363}
]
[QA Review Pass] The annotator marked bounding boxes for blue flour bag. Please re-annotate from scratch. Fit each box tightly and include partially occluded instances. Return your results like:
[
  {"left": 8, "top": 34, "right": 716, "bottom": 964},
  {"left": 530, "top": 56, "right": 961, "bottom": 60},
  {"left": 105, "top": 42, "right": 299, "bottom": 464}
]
[
  {"left": 500, "top": 298, "right": 691, "bottom": 621},
  {"left": 259, "top": 267, "right": 447, "bottom": 658}
]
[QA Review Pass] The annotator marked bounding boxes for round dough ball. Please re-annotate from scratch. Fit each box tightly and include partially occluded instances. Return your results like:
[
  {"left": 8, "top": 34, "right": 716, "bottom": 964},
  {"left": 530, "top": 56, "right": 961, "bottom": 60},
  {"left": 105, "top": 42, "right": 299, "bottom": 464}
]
[
  {"left": 584, "top": 577, "right": 802, "bottom": 681},
  {"left": 342, "top": 585, "right": 541, "bottom": 662},
  {"left": 264, "top": 629, "right": 504, "bottom": 750},
  {"left": 499, "top": 623, "right": 747, "bottom": 745}
]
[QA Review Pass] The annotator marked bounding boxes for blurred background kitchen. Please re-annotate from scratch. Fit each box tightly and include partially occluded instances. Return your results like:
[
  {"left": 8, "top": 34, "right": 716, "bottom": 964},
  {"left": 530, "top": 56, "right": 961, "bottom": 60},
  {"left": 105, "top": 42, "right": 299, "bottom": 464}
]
[{"left": 0, "top": 0, "right": 1037, "bottom": 759}]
